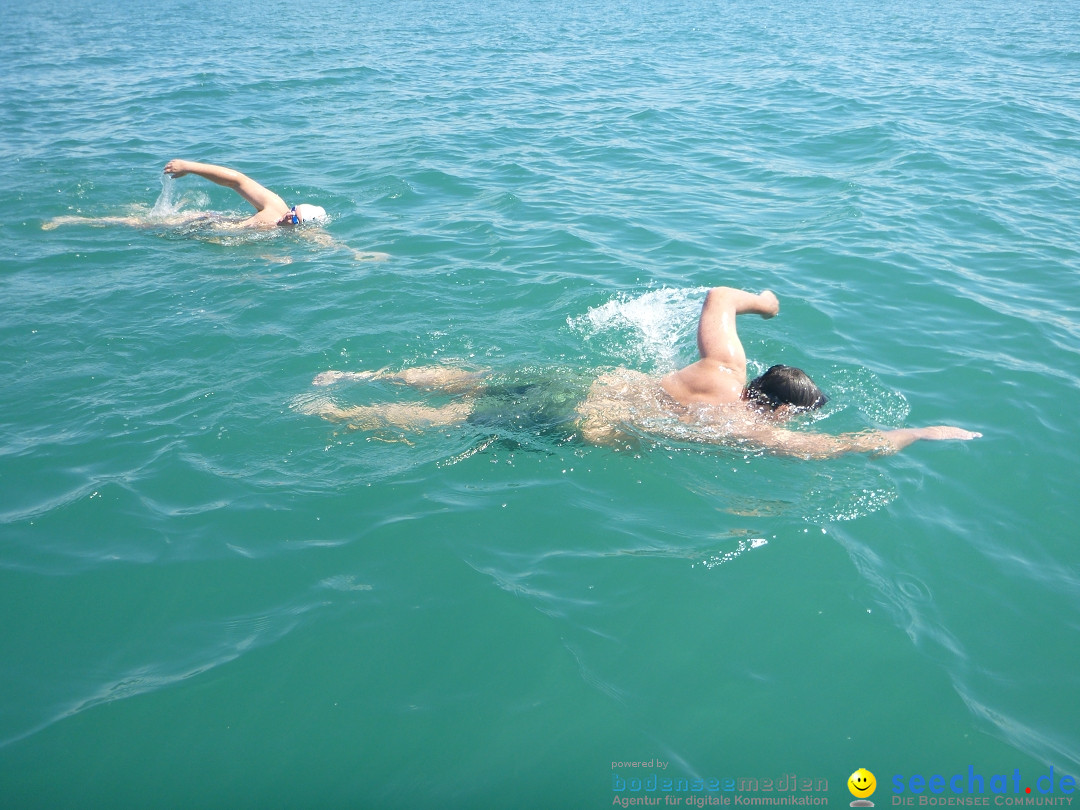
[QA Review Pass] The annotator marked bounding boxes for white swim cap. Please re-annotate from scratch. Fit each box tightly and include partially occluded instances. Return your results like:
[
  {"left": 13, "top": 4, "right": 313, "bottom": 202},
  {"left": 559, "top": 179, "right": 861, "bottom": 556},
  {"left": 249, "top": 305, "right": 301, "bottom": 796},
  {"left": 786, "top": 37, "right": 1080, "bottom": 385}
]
[{"left": 293, "top": 203, "right": 327, "bottom": 224}]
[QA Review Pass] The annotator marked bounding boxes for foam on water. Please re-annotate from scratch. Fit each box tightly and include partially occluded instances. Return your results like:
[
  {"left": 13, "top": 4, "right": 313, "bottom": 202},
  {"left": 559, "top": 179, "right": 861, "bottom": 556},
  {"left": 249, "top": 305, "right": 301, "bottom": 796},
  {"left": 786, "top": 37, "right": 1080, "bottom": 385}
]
[{"left": 569, "top": 286, "right": 707, "bottom": 371}]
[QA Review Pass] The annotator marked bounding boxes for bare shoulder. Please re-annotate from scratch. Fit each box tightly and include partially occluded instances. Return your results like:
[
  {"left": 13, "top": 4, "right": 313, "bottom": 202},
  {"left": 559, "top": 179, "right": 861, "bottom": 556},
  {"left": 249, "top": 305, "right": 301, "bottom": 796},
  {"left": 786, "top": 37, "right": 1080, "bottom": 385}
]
[
  {"left": 240, "top": 209, "right": 286, "bottom": 229},
  {"left": 661, "top": 359, "right": 745, "bottom": 406}
]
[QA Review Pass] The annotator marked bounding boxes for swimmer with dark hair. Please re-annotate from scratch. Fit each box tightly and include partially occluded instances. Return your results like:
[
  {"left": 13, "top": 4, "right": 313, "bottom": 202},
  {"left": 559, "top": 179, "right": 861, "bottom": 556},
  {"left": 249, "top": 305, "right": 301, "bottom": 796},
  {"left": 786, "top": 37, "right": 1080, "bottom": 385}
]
[
  {"left": 302, "top": 287, "right": 981, "bottom": 459},
  {"left": 587, "top": 286, "right": 981, "bottom": 457}
]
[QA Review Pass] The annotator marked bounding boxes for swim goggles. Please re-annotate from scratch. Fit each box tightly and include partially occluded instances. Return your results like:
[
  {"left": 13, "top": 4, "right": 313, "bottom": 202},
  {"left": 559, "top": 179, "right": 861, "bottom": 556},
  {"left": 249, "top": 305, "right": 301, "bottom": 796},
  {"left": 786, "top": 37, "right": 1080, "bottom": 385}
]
[{"left": 289, "top": 206, "right": 300, "bottom": 225}]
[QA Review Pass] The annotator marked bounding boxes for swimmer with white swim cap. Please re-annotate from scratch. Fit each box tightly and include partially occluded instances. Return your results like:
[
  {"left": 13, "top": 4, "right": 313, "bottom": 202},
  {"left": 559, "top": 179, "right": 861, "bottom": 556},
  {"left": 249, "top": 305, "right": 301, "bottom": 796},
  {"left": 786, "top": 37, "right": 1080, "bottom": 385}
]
[
  {"left": 42, "top": 159, "right": 388, "bottom": 260},
  {"left": 163, "top": 159, "right": 326, "bottom": 228}
]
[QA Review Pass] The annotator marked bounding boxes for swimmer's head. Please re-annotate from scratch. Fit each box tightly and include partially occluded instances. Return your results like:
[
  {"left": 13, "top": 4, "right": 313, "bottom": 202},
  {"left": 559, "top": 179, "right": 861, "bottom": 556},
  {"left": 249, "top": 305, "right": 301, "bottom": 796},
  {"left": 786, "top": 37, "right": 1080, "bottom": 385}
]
[
  {"left": 279, "top": 204, "right": 327, "bottom": 226},
  {"left": 744, "top": 365, "right": 828, "bottom": 414}
]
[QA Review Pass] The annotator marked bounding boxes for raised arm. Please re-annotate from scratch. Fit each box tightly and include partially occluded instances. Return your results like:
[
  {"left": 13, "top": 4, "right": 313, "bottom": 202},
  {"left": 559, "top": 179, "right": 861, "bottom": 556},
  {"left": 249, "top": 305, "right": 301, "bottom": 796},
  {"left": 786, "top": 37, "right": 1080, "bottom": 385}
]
[
  {"left": 696, "top": 286, "right": 780, "bottom": 370},
  {"left": 163, "top": 159, "right": 287, "bottom": 215},
  {"left": 661, "top": 287, "right": 781, "bottom": 406}
]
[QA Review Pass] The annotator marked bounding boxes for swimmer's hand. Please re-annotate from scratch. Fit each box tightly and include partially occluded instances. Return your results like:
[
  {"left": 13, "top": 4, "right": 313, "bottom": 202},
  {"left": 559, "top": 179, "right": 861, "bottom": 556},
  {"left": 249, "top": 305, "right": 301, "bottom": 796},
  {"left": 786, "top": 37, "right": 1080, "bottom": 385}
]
[
  {"left": 758, "top": 290, "right": 779, "bottom": 319},
  {"left": 883, "top": 425, "right": 982, "bottom": 451},
  {"left": 908, "top": 426, "right": 982, "bottom": 441},
  {"left": 163, "top": 159, "right": 190, "bottom": 178}
]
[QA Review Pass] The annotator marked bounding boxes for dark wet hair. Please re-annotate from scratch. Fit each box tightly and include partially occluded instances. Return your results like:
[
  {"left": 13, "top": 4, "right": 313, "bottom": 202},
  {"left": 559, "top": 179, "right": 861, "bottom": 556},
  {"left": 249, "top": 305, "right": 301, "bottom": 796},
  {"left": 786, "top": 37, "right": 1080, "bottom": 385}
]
[{"left": 745, "top": 365, "right": 828, "bottom": 411}]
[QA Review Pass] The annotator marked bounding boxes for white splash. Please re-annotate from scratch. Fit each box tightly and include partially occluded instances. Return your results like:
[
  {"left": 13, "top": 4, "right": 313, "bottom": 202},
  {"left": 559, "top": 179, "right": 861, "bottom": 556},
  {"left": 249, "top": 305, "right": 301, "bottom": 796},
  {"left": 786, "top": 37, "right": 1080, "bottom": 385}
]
[
  {"left": 148, "top": 172, "right": 180, "bottom": 219},
  {"left": 569, "top": 286, "right": 707, "bottom": 371}
]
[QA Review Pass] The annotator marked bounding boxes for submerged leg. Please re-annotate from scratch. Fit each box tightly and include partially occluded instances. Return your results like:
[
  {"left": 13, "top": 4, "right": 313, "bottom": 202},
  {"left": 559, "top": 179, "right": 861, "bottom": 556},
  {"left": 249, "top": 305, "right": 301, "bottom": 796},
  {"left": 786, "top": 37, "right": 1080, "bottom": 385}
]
[
  {"left": 42, "top": 211, "right": 212, "bottom": 231},
  {"left": 392, "top": 367, "right": 488, "bottom": 393},
  {"left": 42, "top": 215, "right": 144, "bottom": 230},
  {"left": 313, "top": 366, "right": 488, "bottom": 395},
  {"left": 299, "top": 398, "right": 474, "bottom": 431}
]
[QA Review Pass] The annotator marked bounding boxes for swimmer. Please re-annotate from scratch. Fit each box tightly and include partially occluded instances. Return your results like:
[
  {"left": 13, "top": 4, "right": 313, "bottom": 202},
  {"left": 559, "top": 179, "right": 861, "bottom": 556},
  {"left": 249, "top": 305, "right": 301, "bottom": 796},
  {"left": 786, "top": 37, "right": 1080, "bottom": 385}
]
[
  {"left": 43, "top": 159, "right": 323, "bottom": 230},
  {"left": 43, "top": 159, "right": 388, "bottom": 260},
  {"left": 160, "top": 159, "right": 326, "bottom": 228},
  {"left": 301, "top": 287, "right": 982, "bottom": 459},
  {"left": 162, "top": 159, "right": 326, "bottom": 228},
  {"left": 577, "top": 287, "right": 980, "bottom": 456}
]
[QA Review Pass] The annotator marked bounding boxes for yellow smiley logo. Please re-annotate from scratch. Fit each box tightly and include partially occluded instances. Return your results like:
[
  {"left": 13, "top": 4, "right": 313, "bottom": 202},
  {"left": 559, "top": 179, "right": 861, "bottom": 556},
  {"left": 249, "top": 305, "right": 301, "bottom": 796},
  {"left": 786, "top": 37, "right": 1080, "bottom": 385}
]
[{"left": 848, "top": 768, "right": 877, "bottom": 798}]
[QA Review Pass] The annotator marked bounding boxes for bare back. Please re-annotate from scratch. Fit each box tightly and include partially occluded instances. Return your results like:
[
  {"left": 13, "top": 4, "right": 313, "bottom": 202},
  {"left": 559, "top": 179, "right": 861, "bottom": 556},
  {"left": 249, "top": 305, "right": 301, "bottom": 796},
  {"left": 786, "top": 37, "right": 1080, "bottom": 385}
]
[{"left": 577, "top": 367, "right": 784, "bottom": 449}]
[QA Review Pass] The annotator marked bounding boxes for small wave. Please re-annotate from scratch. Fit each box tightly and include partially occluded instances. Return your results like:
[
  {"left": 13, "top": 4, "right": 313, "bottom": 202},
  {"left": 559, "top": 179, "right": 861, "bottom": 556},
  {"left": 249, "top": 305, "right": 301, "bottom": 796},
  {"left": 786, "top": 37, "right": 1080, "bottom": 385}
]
[
  {"left": 956, "top": 688, "right": 1080, "bottom": 775},
  {"left": 817, "top": 365, "right": 911, "bottom": 428},
  {"left": 0, "top": 602, "right": 313, "bottom": 749},
  {"left": 695, "top": 536, "right": 769, "bottom": 570},
  {"left": 319, "top": 574, "right": 374, "bottom": 592},
  {"left": 805, "top": 478, "right": 899, "bottom": 523}
]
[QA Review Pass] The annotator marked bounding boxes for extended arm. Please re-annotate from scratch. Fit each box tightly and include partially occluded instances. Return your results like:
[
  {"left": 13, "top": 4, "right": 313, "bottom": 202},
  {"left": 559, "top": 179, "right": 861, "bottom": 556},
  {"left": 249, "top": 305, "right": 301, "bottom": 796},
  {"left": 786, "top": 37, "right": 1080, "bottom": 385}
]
[
  {"left": 747, "top": 424, "right": 982, "bottom": 459},
  {"left": 163, "top": 159, "right": 287, "bottom": 216}
]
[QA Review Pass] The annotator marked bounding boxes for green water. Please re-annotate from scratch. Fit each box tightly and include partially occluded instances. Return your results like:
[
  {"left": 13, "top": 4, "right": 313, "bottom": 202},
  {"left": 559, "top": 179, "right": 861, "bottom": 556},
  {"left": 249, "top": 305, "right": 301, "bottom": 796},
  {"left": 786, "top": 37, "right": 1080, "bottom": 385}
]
[{"left": 2, "top": 0, "right": 1079, "bottom": 807}]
